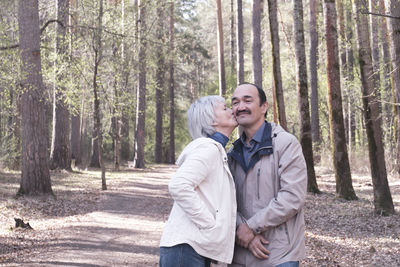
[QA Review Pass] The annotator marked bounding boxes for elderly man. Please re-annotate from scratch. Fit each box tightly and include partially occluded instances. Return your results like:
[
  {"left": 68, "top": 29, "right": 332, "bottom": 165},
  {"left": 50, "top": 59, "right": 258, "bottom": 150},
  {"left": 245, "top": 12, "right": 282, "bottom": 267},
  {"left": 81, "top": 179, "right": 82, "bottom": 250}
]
[{"left": 228, "top": 83, "right": 307, "bottom": 267}]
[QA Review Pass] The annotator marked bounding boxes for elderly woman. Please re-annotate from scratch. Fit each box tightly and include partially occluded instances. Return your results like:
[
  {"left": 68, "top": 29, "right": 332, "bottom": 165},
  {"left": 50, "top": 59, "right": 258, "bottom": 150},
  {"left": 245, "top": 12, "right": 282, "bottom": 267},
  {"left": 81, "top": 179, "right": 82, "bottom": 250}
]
[{"left": 159, "top": 96, "right": 238, "bottom": 267}]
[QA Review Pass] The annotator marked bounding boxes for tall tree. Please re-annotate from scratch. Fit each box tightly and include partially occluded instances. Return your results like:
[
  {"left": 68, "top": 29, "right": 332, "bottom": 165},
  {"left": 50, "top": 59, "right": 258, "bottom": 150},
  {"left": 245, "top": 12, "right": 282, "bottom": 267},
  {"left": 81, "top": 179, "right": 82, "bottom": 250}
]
[
  {"left": 155, "top": 0, "right": 165, "bottom": 163},
  {"left": 387, "top": 0, "right": 400, "bottom": 174},
  {"left": 134, "top": 0, "right": 147, "bottom": 168},
  {"left": 268, "top": 0, "right": 287, "bottom": 129},
  {"left": 293, "top": 0, "right": 319, "bottom": 193},
  {"left": 236, "top": 0, "right": 245, "bottom": 85},
  {"left": 216, "top": 0, "right": 226, "bottom": 96},
  {"left": 168, "top": 0, "right": 175, "bottom": 164},
  {"left": 345, "top": 0, "right": 356, "bottom": 149},
  {"left": 324, "top": 0, "right": 357, "bottom": 200},
  {"left": 379, "top": 0, "right": 394, "bottom": 151},
  {"left": 69, "top": 0, "right": 82, "bottom": 166},
  {"left": 369, "top": 0, "right": 381, "bottom": 93},
  {"left": 230, "top": 0, "right": 235, "bottom": 77},
  {"left": 17, "top": 0, "right": 53, "bottom": 195},
  {"left": 354, "top": 0, "right": 394, "bottom": 214},
  {"left": 309, "top": 0, "right": 320, "bottom": 146},
  {"left": 252, "top": 0, "right": 263, "bottom": 88},
  {"left": 92, "top": 0, "right": 106, "bottom": 189},
  {"left": 50, "top": 0, "right": 71, "bottom": 170}
]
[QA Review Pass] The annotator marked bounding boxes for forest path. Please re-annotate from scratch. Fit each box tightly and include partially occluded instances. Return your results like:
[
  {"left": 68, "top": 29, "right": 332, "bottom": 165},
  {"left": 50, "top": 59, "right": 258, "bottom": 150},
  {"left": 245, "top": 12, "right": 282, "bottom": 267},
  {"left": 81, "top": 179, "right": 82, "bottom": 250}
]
[
  {"left": 2, "top": 165, "right": 175, "bottom": 267},
  {"left": 1, "top": 164, "right": 399, "bottom": 266}
]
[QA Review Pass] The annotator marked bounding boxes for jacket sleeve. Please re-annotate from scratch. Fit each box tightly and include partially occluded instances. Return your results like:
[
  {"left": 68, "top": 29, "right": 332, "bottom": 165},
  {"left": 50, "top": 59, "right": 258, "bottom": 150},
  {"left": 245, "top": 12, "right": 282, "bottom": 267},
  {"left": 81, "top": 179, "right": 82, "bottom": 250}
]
[
  {"left": 247, "top": 133, "right": 307, "bottom": 232},
  {"left": 168, "top": 143, "right": 219, "bottom": 230}
]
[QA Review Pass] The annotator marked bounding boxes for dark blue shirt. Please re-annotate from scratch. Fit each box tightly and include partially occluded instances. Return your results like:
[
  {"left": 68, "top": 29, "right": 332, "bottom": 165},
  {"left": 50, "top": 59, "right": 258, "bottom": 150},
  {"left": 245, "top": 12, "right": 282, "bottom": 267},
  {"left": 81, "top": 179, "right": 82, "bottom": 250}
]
[
  {"left": 208, "top": 132, "right": 229, "bottom": 148},
  {"left": 240, "top": 122, "right": 266, "bottom": 167}
]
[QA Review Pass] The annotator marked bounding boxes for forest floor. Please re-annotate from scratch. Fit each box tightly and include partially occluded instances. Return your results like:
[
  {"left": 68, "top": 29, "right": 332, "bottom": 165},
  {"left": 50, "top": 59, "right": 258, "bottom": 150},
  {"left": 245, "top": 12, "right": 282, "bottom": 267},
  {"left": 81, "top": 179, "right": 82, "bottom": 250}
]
[{"left": 0, "top": 163, "right": 399, "bottom": 267}]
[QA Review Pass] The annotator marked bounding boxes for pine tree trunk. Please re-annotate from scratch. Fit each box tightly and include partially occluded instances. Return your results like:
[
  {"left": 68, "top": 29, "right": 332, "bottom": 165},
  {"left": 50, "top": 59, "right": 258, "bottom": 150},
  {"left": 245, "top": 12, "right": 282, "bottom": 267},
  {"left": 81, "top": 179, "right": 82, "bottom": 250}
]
[
  {"left": 230, "top": 0, "right": 235, "bottom": 77},
  {"left": 110, "top": 0, "right": 121, "bottom": 172},
  {"left": 354, "top": 0, "right": 394, "bottom": 215},
  {"left": 155, "top": 1, "right": 165, "bottom": 164},
  {"left": 309, "top": 0, "right": 320, "bottom": 147},
  {"left": 252, "top": 0, "right": 263, "bottom": 88},
  {"left": 345, "top": 3, "right": 356, "bottom": 148},
  {"left": 93, "top": 0, "right": 106, "bottom": 190},
  {"left": 89, "top": 135, "right": 100, "bottom": 167},
  {"left": 71, "top": 114, "right": 81, "bottom": 165},
  {"left": 168, "top": 1, "right": 175, "bottom": 164},
  {"left": 324, "top": 0, "right": 356, "bottom": 200},
  {"left": 387, "top": 0, "right": 400, "bottom": 175},
  {"left": 236, "top": 0, "right": 245, "bottom": 85},
  {"left": 379, "top": 0, "right": 394, "bottom": 158},
  {"left": 369, "top": 0, "right": 381, "bottom": 93},
  {"left": 134, "top": 0, "right": 147, "bottom": 168},
  {"left": 293, "top": 0, "right": 319, "bottom": 194},
  {"left": 216, "top": 0, "right": 226, "bottom": 96},
  {"left": 69, "top": 0, "right": 81, "bottom": 167},
  {"left": 50, "top": 0, "right": 71, "bottom": 170},
  {"left": 18, "top": 0, "right": 53, "bottom": 196},
  {"left": 268, "top": 0, "right": 287, "bottom": 130}
]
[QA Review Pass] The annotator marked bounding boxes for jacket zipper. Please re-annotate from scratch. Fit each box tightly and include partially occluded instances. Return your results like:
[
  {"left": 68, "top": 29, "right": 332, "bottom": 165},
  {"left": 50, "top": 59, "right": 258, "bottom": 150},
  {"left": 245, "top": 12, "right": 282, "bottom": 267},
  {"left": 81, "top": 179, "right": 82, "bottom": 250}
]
[
  {"left": 284, "top": 223, "right": 290, "bottom": 244},
  {"left": 257, "top": 168, "right": 260, "bottom": 199}
]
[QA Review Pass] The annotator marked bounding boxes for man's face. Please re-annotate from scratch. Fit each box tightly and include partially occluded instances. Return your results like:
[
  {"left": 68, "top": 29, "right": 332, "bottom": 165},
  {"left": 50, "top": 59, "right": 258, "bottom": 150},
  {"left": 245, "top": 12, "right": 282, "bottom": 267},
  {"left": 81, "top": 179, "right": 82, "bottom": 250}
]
[{"left": 231, "top": 84, "right": 268, "bottom": 128}]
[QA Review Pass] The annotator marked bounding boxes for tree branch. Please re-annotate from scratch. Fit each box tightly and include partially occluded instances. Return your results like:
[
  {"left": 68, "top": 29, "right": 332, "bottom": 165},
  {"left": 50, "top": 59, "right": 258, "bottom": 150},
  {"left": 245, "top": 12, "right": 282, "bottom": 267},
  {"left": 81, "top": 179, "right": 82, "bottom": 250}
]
[
  {"left": 40, "top": 19, "right": 65, "bottom": 34},
  {"left": 359, "top": 9, "right": 400, "bottom": 20},
  {"left": 0, "top": 19, "right": 64, "bottom": 51}
]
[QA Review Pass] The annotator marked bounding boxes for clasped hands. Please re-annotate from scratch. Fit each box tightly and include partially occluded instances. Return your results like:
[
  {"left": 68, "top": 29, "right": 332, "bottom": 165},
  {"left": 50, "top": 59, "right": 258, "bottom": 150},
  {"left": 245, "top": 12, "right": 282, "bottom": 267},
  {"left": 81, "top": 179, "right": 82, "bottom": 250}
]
[{"left": 236, "top": 223, "right": 270, "bottom": 260}]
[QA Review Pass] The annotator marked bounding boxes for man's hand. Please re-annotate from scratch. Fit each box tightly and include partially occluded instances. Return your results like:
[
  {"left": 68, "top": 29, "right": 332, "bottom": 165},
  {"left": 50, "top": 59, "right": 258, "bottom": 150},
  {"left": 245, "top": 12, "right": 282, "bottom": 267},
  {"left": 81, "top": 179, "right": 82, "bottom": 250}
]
[
  {"left": 236, "top": 223, "right": 255, "bottom": 248},
  {"left": 248, "top": 235, "right": 269, "bottom": 259}
]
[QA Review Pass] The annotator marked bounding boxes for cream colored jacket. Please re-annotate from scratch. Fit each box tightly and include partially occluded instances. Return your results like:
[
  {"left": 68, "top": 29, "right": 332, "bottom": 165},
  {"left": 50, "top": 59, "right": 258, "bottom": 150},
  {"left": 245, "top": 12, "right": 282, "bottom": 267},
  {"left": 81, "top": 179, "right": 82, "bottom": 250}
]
[{"left": 159, "top": 137, "right": 237, "bottom": 264}]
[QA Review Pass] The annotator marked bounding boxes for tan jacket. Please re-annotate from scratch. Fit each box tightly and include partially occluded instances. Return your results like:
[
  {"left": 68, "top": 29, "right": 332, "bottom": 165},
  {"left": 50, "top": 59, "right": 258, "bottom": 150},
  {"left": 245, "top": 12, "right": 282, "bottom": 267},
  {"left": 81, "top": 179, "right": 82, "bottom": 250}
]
[
  {"left": 159, "top": 137, "right": 237, "bottom": 264},
  {"left": 228, "top": 123, "right": 307, "bottom": 267}
]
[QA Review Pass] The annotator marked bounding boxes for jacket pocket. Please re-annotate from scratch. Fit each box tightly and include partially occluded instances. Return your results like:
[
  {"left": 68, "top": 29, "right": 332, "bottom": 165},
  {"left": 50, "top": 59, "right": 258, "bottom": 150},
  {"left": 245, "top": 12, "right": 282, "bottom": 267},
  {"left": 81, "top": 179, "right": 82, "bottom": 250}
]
[{"left": 267, "top": 222, "right": 290, "bottom": 247}]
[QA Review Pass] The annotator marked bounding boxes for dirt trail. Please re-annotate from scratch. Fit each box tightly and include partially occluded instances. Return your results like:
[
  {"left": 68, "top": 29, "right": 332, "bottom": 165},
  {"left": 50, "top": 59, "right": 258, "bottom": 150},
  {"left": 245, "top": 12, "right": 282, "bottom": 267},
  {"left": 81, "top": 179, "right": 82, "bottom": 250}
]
[
  {"left": 2, "top": 165, "right": 175, "bottom": 267},
  {"left": 1, "top": 165, "right": 399, "bottom": 267}
]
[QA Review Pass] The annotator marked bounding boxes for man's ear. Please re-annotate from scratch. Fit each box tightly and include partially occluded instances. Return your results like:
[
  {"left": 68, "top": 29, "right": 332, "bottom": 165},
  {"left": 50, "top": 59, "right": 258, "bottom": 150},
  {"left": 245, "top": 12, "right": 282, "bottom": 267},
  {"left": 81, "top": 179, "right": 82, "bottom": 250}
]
[{"left": 261, "top": 101, "right": 269, "bottom": 114}]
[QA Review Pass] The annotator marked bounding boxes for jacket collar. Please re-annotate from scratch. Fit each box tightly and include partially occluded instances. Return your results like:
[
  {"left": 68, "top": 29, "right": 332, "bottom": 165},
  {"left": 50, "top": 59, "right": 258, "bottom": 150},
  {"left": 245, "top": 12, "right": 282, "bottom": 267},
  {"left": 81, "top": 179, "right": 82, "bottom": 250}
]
[{"left": 228, "top": 121, "right": 273, "bottom": 173}]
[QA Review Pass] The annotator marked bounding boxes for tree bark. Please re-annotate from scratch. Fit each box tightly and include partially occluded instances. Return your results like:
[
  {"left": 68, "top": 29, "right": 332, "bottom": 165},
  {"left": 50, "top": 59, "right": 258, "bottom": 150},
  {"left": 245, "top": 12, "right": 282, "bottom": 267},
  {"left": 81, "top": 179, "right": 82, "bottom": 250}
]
[
  {"left": 309, "top": 0, "right": 321, "bottom": 147},
  {"left": 168, "top": 0, "right": 175, "bottom": 164},
  {"left": 69, "top": 0, "right": 81, "bottom": 167},
  {"left": 17, "top": 0, "right": 53, "bottom": 196},
  {"left": 92, "top": 0, "right": 106, "bottom": 189},
  {"left": 230, "top": 0, "right": 235, "bottom": 77},
  {"left": 50, "top": 0, "right": 71, "bottom": 170},
  {"left": 324, "top": 0, "right": 357, "bottom": 200},
  {"left": 236, "top": 0, "right": 245, "bottom": 85},
  {"left": 134, "top": 0, "right": 147, "bottom": 168},
  {"left": 252, "top": 0, "right": 263, "bottom": 88},
  {"left": 155, "top": 1, "right": 165, "bottom": 164},
  {"left": 293, "top": 0, "right": 319, "bottom": 194},
  {"left": 369, "top": 0, "right": 381, "bottom": 83},
  {"left": 387, "top": 0, "right": 400, "bottom": 174},
  {"left": 216, "top": 0, "right": 226, "bottom": 96},
  {"left": 379, "top": 0, "right": 394, "bottom": 156},
  {"left": 71, "top": 113, "right": 81, "bottom": 166},
  {"left": 345, "top": 2, "right": 356, "bottom": 148},
  {"left": 354, "top": 0, "right": 394, "bottom": 215},
  {"left": 268, "top": 0, "right": 287, "bottom": 130}
]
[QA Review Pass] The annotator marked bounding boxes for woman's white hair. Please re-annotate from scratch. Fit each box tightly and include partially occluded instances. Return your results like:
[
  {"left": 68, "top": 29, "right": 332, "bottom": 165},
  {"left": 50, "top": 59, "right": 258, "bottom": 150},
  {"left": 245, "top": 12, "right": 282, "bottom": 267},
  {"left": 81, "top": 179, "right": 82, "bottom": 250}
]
[{"left": 187, "top": 95, "right": 225, "bottom": 139}]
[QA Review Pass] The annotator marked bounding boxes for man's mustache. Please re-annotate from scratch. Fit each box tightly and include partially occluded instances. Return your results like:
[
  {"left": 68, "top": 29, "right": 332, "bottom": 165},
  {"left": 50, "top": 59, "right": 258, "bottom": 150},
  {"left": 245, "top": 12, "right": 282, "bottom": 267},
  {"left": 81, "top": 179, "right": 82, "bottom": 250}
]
[{"left": 236, "top": 110, "right": 251, "bottom": 116}]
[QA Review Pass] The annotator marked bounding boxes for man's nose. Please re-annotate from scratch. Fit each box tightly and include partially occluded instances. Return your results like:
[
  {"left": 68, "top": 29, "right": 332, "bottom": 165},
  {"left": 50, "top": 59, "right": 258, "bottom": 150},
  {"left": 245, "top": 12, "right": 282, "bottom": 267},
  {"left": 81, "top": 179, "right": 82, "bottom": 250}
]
[{"left": 237, "top": 102, "right": 246, "bottom": 110}]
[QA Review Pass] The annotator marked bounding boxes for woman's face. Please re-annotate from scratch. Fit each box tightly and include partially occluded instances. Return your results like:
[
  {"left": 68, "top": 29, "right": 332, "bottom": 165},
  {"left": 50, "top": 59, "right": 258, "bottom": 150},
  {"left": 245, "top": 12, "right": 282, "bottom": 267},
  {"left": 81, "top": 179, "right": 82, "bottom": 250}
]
[{"left": 213, "top": 101, "right": 238, "bottom": 132}]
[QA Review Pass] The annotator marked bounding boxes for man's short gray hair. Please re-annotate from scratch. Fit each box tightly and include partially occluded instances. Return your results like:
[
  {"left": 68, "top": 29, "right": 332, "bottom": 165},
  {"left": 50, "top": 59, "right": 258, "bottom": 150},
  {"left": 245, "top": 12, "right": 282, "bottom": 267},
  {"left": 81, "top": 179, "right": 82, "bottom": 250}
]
[{"left": 187, "top": 95, "right": 225, "bottom": 139}]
